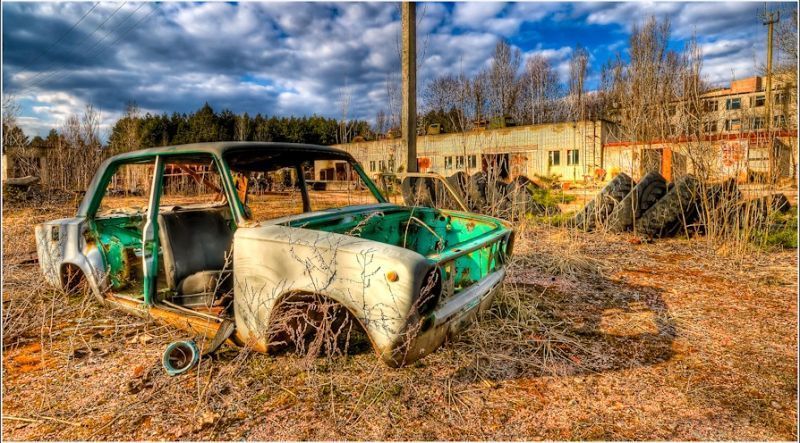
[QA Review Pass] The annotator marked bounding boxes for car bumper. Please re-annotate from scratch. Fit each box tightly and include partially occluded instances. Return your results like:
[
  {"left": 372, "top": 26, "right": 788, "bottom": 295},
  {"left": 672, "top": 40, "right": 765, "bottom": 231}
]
[{"left": 383, "top": 268, "right": 506, "bottom": 367}]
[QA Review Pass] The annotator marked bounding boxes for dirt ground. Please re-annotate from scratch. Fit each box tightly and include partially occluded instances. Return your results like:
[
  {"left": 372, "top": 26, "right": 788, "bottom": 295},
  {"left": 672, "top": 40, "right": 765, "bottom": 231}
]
[{"left": 2, "top": 197, "right": 797, "bottom": 441}]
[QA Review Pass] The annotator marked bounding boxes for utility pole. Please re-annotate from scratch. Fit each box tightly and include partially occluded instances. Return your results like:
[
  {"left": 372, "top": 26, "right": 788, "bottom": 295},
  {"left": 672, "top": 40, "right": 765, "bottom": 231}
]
[
  {"left": 401, "top": 2, "right": 417, "bottom": 172},
  {"left": 764, "top": 9, "right": 779, "bottom": 179}
]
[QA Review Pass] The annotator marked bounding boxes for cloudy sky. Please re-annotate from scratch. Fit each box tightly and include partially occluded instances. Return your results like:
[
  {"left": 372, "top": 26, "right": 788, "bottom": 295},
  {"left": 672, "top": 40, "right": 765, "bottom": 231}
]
[{"left": 2, "top": 1, "right": 792, "bottom": 139}]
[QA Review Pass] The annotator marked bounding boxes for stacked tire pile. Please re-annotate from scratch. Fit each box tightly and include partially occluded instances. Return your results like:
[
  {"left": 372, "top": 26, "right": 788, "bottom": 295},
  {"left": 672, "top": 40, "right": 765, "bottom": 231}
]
[
  {"left": 570, "top": 172, "right": 791, "bottom": 238},
  {"left": 401, "top": 171, "right": 560, "bottom": 220}
]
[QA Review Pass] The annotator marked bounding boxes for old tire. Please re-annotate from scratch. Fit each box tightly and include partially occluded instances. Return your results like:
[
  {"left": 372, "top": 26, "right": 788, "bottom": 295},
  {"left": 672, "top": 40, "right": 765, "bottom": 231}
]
[
  {"left": 446, "top": 171, "right": 469, "bottom": 198},
  {"left": 571, "top": 172, "right": 635, "bottom": 231},
  {"left": 467, "top": 172, "right": 488, "bottom": 211},
  {"left": 606, "top": 172, "right": 668, "bottom": 232},
  {"left": 635, "top": 175, "right": 701, "bottom": 237},
  {"left": 401, "top": 177, "right": 435, "bottom": 207}
]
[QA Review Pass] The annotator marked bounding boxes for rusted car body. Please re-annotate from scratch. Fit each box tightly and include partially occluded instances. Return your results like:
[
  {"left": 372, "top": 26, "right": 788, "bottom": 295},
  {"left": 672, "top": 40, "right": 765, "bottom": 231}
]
[{"left": 35, "top": 142, "right": 513, "bottom": 366}]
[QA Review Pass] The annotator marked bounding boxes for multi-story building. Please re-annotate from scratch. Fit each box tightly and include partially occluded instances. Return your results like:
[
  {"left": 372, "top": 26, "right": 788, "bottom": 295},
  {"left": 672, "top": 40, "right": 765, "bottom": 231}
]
[{"left": 586, "top": 75, "right": 796, "bottom": 181}]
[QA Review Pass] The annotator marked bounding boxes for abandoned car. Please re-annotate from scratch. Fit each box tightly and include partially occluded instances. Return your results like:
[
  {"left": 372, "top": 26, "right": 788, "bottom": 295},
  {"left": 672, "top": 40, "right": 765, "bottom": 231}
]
[{"left": 35, "top": 142, "right": 514, "bottom": 366}]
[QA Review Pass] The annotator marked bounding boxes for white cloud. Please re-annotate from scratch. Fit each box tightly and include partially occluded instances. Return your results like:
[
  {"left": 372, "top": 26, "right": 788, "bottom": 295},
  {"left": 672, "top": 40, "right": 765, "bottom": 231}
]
[
  {"left": 4, "top": 1, "right": 779, "bottom": 138},
  {"left": 453, "top": 2, "right": 507, "bottom": 28}
]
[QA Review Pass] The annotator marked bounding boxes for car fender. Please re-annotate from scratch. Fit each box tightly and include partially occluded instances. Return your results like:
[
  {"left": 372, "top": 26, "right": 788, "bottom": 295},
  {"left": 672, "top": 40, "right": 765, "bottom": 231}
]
[{"left": 231, "top": 224, "right": 431, "bottom": 355}]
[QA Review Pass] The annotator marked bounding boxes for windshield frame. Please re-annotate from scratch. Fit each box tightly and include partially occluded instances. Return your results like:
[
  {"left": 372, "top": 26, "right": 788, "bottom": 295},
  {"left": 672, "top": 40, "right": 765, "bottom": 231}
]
[{"left": 221, "top": 151, "right": 388, "bottom": 223}]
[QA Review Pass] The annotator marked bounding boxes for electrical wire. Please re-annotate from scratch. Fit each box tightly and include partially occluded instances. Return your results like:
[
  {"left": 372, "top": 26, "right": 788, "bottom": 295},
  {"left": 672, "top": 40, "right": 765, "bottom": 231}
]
[
  {"left": 13, "top": 2, "right": 100, "bottom": 76},
  {"left": 14, "top": 1, "right": 130, "bottom": 93}
]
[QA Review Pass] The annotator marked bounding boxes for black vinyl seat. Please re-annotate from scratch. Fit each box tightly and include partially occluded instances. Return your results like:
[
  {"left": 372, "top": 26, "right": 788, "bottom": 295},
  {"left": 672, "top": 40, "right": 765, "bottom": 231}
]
[{"left": 157, "top": 208, "right": 234, "bottom": 305}]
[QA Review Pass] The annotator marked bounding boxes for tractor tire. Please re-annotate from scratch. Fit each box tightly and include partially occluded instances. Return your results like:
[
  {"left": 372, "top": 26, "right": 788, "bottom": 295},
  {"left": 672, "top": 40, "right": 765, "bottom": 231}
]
[
  {"left": 606, "top": 172, "right": 668, "bottom": 232},
  {"left": 571, "top": 172, "right": 635, "bottom": 231},
  {"left": 635, "top": 175, "right": 701, "bottom": 237},
  {"left": 446, "top": 171, "right": 469, "bottom": 199},
  {"left": 513, "top": 174, "right": 541, "bottom": 190},
  {"left": 401, "top": 176, "right": 435, "bottom": 207},
  {"left": 467, "top": 172, "right": 488, "bottom": 211},
  {"left": 432, "top": 176, "right": 462, "bottom": 210},
  {"left": 694, "top": 178, "right": 742, "bottom": 231},
  {"left": 740, "top": 193, "right": 791, "bottom": 219}
]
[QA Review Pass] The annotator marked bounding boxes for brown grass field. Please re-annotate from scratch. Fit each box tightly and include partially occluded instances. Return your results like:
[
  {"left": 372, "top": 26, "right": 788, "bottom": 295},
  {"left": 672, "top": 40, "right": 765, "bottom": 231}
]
[{"left": 1, "top": 195, "right": 797, "bottom": 440}]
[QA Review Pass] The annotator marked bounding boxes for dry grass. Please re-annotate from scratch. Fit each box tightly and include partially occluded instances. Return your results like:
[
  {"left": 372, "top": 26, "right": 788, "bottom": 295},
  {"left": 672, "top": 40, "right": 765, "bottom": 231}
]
[{"left": 2, "top": 196, "right": 797, "bottom": 440}]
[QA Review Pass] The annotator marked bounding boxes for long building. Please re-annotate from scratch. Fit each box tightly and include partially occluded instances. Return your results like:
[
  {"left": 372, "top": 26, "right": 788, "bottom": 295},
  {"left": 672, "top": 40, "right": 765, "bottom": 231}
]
[
  {"left": 331, "top": 120, "right": 612, "bottom": 182},
  {"left": 332, "top": 76, "right": 797, "bottom": 183}
]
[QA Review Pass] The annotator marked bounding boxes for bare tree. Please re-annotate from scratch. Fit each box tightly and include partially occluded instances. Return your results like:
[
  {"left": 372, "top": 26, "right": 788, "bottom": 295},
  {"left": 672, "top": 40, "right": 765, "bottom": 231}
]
[
  {"left": 2, "top": 94, "right": 26, "bottom": 151},
  {"left": 774, "top": 4, "right": 798, "bottom": 78},
  {"left": 487, "top": 40, "right": 522, "bottom": 123},
  {"left": 519, "top": 55, "right": 560, "bottom": 125},
  {"left": 602, "top": 16, "right": 684, "bottom": 176},
  {"left": 374, "top": 109, "right": 387, "bottom": 137},
  {"left": 235, "top": 112, "right": 251, "bottom": 141},
  {"left": 568, "top": 45, "right": 590, "bottom": 122},
  {"left": 471, "top": 70, "right": 489, "bottom": 126}
]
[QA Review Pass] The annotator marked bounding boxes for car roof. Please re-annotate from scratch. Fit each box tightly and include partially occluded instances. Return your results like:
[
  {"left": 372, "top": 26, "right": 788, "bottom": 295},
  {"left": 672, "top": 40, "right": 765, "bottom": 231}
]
[{"left": 105, "top": 141, "right": 353, "bottom": 163}]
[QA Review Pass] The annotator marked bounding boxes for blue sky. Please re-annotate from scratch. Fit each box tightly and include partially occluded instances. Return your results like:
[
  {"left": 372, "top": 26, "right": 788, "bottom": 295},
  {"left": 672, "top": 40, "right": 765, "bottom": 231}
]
[{"left": 2, "top": 1, "right": 794, "bottom": 139}]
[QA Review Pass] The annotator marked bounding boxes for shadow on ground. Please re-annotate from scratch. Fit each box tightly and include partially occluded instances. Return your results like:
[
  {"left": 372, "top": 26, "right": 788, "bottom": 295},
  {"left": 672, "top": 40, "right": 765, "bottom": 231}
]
[{"left": 447, "top": 271, "right": 677, "bottom": 382}]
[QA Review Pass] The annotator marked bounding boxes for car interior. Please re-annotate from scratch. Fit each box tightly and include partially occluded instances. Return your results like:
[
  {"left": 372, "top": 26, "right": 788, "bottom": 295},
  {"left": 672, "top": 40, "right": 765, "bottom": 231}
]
[{"left": 93, "top": 155, "right": 236, "bottom": 318}]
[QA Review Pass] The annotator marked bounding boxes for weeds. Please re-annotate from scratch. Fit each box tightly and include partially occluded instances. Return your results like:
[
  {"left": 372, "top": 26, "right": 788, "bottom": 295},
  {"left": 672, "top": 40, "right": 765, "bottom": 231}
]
[{"left": 2, "top": 194, "right": 797, "bottom": 440}]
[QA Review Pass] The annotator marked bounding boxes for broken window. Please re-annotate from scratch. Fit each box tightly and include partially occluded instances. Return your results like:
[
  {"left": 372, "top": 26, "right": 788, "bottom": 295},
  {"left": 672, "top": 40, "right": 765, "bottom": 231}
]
[
  {"left": 224, "top": 151, "right": 381, "bottom": 221},
  {"left": 703, "top": 100, "right": 719, "bottom": 112},
  {"left": 159, "top": 156, "right": 227, "bottom": 209},
  {"left": 548, "top": 150, "right": 560, "bottom": 166},
  {"left": 444, "top": 156, "right": 453, "bottom": 169},
  {"left": 749, "top": 117, "right": 765, "bottom": 130},
  {"left": 567, "top": 149, "right": 579, "bottom": 165},
  {"left": 97, "top": 161, "right": 155, "bottom": 216},
  {"left": 725, "top": 98, "right": 741, "bottom": 110},
  {"left": 724, "top": 119, "right": 741, "bottom": 132}
]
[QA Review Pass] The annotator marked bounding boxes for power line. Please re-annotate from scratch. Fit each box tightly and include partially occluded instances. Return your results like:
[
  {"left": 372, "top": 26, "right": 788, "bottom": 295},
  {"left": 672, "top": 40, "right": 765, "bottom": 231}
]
[
  {"left": 14, "top": 2, "right": 129, "bottom": 93},
  {"left": 18, "top": 4, "right": 157, "bottom": 97},
  {"left": 14, "top": 3, "right": 100, "bottom": 75}
]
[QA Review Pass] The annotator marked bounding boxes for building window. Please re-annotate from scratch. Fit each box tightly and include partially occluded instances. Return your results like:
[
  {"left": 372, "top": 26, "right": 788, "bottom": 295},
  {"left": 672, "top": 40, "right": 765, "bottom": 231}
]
[
  {"left": 704, "top": 120, "right": 718, "bottom": 133},
  {"left": 725, "top": 97, "right": 741, "bottom": 110},
  {"left": 774, "top": 92, "right": 788, "bottom": 104},
  {"left": 567, "top": 149, "right": 579, "bottom": 165},
  {"left": 388, "top": 159, "right": 395, "bottom": 171},
  {"left": 548, "top": 150, "right": 561, "bottom": 166},
  {"left": 751, "top": 95, "right": 766, "bottom": 107},
  {"left": 468, "top": 155, "right": 477, "bottom": 168},
  {"left": 724, "top": 119, "right": 741, "bottom": 132},
  {"left": 379, "top": 160, "right": 386, "bottom": 171},
  {"left": 749, "top": 117, "right": 765, "bottom": 130},
  {"left": 703, "top": 100, "right": 719, "bottom": 112},
  {"left": 668, "top": 105, "right": 677, "bottom": 116},
  {"left": 369, "top": 161, "right": 376, "bottom": 172},
  {"left": 444, "top": 156, "right": 453, "bottom": 169},
  {"left": 774, "top": 115, "right": 787, "bottom": 127},
  {"left": 455, "top": 155, "right": 465, "bottom": 168}
]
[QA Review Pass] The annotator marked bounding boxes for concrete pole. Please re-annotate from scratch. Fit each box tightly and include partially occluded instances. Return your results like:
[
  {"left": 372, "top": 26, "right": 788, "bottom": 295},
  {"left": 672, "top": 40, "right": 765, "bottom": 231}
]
[
  {"left": 401, "top": 2, "right": 417, "bottom": 173},
  {"left": 764, "top": 10, "right": 779, "bottom": 179}
]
